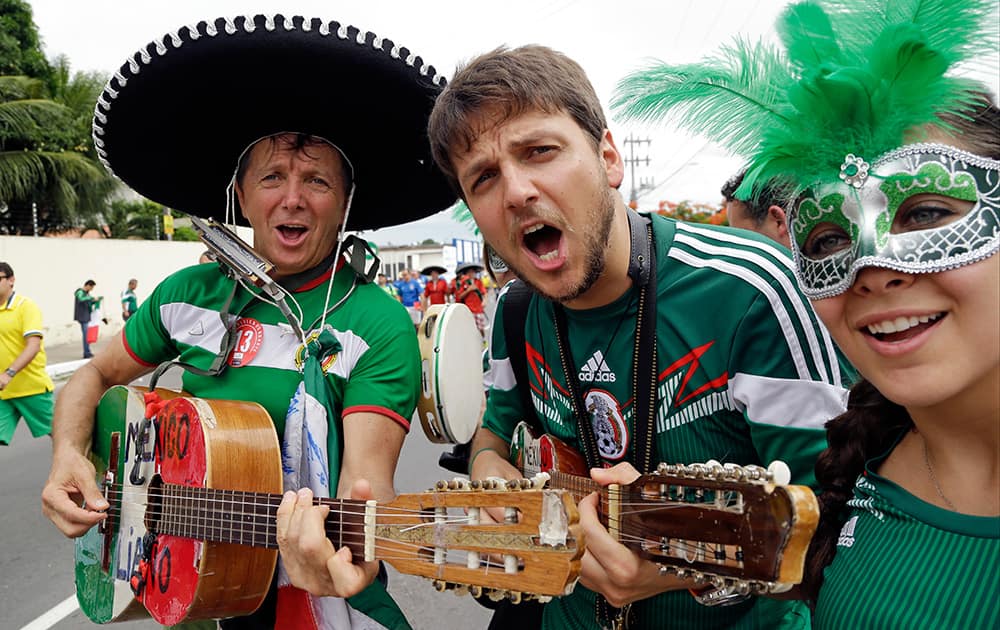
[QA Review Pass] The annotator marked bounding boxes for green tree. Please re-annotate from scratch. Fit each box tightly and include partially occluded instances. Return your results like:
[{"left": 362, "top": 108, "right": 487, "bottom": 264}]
[
  {"left": 0, "top": 74, "right": 108, "bottom": 234},
  {"left": 0, "top": 0, "right": 52, "bottom": 86},
  {"left": 0, "top": 1, "right": 114, "bottom": 235},
  {"left": 95, "top": 198, "right": 163, "bottom": 239},
  {"left": 172, "top": 225, "right": 201, "bottom": 242}
]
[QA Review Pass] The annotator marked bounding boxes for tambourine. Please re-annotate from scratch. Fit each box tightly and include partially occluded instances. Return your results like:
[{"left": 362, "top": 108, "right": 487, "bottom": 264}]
[{"left": 417, "top": 303, "right": 484, "bottom": 444}]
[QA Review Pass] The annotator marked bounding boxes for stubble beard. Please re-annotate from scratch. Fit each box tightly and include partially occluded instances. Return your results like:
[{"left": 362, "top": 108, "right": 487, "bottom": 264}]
[{"left": 504, "top": 186, "right": 616, "bottom": 304}]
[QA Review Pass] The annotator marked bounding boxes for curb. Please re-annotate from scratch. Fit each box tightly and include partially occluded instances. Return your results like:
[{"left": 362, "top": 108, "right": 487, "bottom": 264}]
[{"left": 47, "top": 359, "right": 89, "bottom": 382}]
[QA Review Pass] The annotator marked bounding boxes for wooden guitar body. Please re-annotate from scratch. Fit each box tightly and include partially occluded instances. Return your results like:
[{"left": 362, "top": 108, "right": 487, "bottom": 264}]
[
  {"left": 76, "top": 386, "right": 280, "bottom": 625},
  {"left": 78, "top": 392, "right": 584, "bottom": 625}
]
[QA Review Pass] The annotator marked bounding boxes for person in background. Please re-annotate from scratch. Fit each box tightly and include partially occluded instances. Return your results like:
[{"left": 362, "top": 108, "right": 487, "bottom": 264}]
[
  {"left": 451, "top": 262, "right": 487, "bottom": 338},
  {"left": 120, "top": 278, "right": 138, "bottom": 322},
  {"left": 420, "top": 265, "right": 449, "bottom": 309},
  {"left": 394, "top": 269, "right": 423, "bottom": 329},
  {"left": 72, "top": 280, "right": 101, "bottom": 359},
  {"left": 377, "top": 273, "right": 401, "bottom": 301},
  {"left": 0, "top": 262, "right": 54, "bottom": 446},
  {"left": 198, "top": 250, "right": 217, "bottom": 264},
  {"left": 720, "top": 170, "right": 791, "bottom": 249}
]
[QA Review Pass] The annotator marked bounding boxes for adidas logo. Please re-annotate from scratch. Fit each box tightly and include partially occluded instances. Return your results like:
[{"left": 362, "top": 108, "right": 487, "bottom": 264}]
[
  {"left": 578, "top": 350, "right": 617, "bottom": 383},
  {"left": 837, "top": 515, "right": 859, "bottom": 548}
]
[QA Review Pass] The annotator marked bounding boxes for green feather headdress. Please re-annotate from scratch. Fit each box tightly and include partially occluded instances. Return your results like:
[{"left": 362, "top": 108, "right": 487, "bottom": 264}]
[{"left": 612, "top": 0, "right": 998, "bottom": 201}]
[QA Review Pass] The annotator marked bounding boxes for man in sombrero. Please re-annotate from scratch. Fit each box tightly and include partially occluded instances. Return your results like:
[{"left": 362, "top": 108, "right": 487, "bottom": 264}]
[
  {"left": 419, "top": 264, "right": 449, "bottom": 309},
  {"left": 40, "top": 14, "right": 454, "bottom": 629},
  {"left": 452, "top": 262, "right": 488, "bottom": 338}
]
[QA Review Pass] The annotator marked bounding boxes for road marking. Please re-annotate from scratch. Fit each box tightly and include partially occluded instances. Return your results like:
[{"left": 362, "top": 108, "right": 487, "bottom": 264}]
[{"left": 19, "top": 594, "right": 79, "bottom": 630}]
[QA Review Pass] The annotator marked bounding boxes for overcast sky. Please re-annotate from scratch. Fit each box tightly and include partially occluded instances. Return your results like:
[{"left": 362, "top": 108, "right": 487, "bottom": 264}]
[{"left": 27, "top": 0, "right": 1000, "bottom": 245}]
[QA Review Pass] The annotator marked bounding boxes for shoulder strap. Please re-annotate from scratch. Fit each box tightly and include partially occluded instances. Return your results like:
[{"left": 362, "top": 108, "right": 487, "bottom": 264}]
[{"left": 501, "top": 280, "right": 542, "bottom": 432}]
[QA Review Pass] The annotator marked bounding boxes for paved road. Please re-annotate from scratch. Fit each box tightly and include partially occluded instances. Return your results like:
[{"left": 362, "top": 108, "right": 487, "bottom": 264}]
[{"left": 1, "top": 363, "right": 491, "bottom": 630}]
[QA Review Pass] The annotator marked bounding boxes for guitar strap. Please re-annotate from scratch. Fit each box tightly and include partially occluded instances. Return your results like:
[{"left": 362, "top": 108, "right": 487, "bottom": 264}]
[
  {"left": 501, "top": 280, "right": 540, "bottom": 429},
  {"left": 553, "top": 209, "right": 658, "bottom": 473}
]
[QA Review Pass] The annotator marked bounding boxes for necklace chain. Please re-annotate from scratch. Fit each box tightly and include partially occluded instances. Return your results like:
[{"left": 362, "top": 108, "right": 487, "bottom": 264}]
[{"left": 922, "top": 435, "right": 957, "bottom": 511}]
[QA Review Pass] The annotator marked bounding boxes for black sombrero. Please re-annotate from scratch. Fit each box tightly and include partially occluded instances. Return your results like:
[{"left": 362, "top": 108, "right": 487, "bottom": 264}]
[
  {"left": 93, "top": 14, "right": 455, "bottom": 230},
  {"left": 455, "top": 262, "right": 484, "bottom": 275},
  {"left": 420, "top": 265, "right": 447, "bottom": 275}
]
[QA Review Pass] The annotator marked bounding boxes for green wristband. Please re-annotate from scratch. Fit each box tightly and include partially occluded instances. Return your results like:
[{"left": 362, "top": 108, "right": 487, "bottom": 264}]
[{"left": 468, "top": 447, "right": 502, "bottom": 474}]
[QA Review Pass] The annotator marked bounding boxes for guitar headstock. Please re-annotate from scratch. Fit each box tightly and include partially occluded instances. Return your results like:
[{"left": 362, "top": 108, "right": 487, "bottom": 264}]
[
  {"left": 613, "top": 461, "right": 818, "bottom": 594},
  {"left": 378, "top": 477, "right": 583, "bottom": 600}
]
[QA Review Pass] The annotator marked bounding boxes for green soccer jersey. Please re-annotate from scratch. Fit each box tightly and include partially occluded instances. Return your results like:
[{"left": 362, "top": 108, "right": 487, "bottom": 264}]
[
  {"left": 124, "top": 260, "right": 421, "bottom": 479},
  {"left": 484, "top": 215, "right": 855, "bottom": 629},
  {"left": 814, "top": 444, "right": 1000, "bottom": 629}
]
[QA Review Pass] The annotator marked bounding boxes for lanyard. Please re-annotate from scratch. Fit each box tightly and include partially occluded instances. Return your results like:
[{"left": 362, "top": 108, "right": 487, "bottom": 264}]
[{"left": 552, "top": 209, "right": 658, "bottom": 474}]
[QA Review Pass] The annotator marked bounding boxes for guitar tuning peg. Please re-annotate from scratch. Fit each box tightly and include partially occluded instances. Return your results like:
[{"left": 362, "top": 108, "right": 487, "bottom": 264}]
[
  {"left": 656, "top": 462, "right": 676, "bottom": 476},
  {"left": 433, "top": 579, "right": 448, "bottom": 592},
  {"left": 470, "top": 479, "right": 482, "bottom": 490},
  {"left": 506, "top": 479, "right": 519, "bottom": 490},
  {"left": 530, "top": 472, "right": 551, "bottom": 488},
  {"left": 469, "top": 585, "right": 483, "bottom": 598},
  {"left": 507, "top": 591, "right": 523, "bottom": 604},
  {"left": 452, "top": 585, "right": 470, "bottom": 597},
  {"left": 434, "top": 480, "right": 449, "bottom": 491},
  {"left": 448, "top": 478, "right": 471, "bottom": 490},
  {"left": 486, "top": 588, "right": 506, "bottom": 602},
  {"left": 767, "top": 460, "right": 791, "bottom": 486}
]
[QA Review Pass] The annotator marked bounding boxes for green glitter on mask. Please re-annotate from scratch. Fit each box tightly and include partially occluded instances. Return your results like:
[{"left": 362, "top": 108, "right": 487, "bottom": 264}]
[
  {"left": 877, "top": 161, "right": 978, "bottom": 247},
  {"left": 794, "top": 192, "right": 856, "bottom": 249}
]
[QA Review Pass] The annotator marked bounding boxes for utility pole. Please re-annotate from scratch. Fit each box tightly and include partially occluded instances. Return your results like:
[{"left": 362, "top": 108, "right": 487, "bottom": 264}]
[{"left": 623, "top": 135, "right": 654, "bottom": 207}]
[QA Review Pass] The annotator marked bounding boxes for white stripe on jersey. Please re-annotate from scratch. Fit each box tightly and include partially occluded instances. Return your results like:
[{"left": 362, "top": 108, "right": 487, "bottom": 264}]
[
  {"left": 676, "top": 223, "right": 843, "bottom": 386},
  {"left": 667, "top": 248, "right": 812, "bottom": 380},
  {"left": 729, "top": 372, "right": 848, "bottom": 429},
  {"left": 158, "top": 302, "right": 369, "bottom": 378}
]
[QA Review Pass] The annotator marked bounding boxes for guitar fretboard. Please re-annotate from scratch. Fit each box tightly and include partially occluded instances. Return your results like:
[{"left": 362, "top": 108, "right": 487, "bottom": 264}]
[{"left": 149, "top": 482, "right": 366, "bottom": 557}]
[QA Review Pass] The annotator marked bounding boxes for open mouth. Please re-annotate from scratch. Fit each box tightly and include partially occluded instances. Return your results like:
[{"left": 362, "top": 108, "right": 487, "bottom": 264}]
[
  {"left": 863, "top": 312, "right": 945, "bottom": 342},
  {"left": 522, "top": 223, "right": 562, "bottom": 262},
  {"left": 276, "top": 224, "right": 308, "bottom": 242}
]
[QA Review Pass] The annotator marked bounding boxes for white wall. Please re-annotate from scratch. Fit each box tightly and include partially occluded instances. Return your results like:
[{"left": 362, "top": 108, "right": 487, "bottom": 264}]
[{"left": 0, "top": 236, "right": 208, "bottom": 346}]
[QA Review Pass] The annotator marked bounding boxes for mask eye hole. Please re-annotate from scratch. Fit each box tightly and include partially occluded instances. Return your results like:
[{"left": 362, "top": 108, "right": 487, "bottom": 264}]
[
  {"left": 892, "top": 194, "right": 975, "bottom": 235},
  {"left": 802, "top": 223, "right": 851, "bottom": 260}
]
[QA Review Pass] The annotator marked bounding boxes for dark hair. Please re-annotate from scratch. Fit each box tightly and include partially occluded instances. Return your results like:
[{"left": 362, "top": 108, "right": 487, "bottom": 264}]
[
  {"left": 802, "top": 379, "right": 912, "bottom": 603},
  {"left": 935, "top": 90, "right": 1000, "bottom": 159},
  {"left": 84, "top": 279, "right": 96, "bottom": 287},
  {"left": 428, "top": 45, "right": 607, "bottom": 193},
  {"left": 0, "top": 262, "right": 12, "bottom": 277},
  {"left": 720, "top": 170, "right": 788, "bottom": 227},
  {"left": 235, "top": 133, "right": 353, "bottom": 192}
]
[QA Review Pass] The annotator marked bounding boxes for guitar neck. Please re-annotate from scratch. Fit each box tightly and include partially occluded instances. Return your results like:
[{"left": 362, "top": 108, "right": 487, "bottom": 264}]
[{"left": 150, "top": 482, "right": 367, "bottom": 558}]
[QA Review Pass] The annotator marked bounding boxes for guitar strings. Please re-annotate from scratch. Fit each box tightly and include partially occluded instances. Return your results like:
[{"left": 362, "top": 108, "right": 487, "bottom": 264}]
[{"left": 97, "top": 487, "right": 750, "bottom": 575}]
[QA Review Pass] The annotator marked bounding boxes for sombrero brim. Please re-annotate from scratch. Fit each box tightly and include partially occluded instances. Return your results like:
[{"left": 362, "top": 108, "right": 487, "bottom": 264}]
[
  {"left": 421, "top": 265, "right": 447, "bottom": 275},
  {"left": 93, "top": 15, "right": 455, "bottom": 230},
  {"left": 456, "top": 263, "right": 484, "bottom": 274}
]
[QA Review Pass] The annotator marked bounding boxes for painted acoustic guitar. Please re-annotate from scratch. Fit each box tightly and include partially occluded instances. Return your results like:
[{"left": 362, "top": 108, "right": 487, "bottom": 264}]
[
  {"left": 508, "top": 421, "right": 818, "bottom": 595},
  {"left": 75, "top": 386, "right": 583, "bottom": 625}
]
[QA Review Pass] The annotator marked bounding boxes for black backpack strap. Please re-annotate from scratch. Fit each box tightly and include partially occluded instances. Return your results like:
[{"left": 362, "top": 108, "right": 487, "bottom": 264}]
[{"left": 501, "top": 280, "right": 542, "bottom": 432}]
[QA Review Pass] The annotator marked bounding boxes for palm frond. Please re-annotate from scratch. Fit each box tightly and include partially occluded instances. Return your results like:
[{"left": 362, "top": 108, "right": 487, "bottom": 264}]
[
  {"left": 0, "top": 150, "right": 103, "bottom": 202},
  {"left": 0, "top": 99, "right": 72, "bottom": 139}
]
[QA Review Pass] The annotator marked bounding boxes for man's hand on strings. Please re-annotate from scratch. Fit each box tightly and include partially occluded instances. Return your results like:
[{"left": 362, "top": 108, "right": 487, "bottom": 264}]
[
  {"left": 276, "top": 482, "right": 379, "bottom": 597},
  {"left": 41, "top": 447, "right": 108, "bottom": 538},
  {"left": 578, "top": 462, "right": 691, "bottom": 607}
]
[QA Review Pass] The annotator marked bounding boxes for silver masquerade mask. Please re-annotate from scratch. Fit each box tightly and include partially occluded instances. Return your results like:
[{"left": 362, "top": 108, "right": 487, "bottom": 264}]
[{"left": 790, "top": 143, "right": 999, "bottom": 299}]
